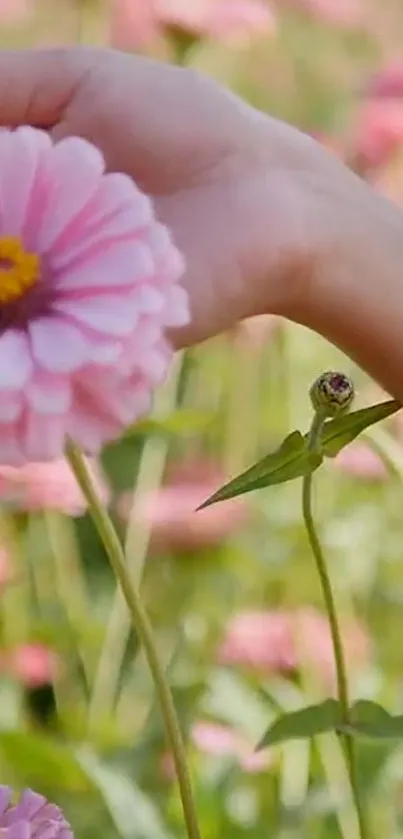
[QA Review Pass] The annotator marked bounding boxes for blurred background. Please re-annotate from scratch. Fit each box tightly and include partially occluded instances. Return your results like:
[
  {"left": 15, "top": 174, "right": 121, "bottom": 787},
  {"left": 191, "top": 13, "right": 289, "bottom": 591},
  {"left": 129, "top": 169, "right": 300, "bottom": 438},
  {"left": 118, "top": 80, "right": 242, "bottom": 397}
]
[{"left": 1, "top": 1, "right": 403, "bottom": 837}]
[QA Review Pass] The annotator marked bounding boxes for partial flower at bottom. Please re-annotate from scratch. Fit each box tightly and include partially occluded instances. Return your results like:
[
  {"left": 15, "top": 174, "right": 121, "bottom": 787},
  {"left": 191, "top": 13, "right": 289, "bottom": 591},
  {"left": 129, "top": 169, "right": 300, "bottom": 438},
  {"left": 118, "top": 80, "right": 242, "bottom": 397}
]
[
  {"left": 0, "top": 786, "right": 73, "bottom": 838},
  {"left": 0, "top": 127, "right": 189, "bottom": 464}
]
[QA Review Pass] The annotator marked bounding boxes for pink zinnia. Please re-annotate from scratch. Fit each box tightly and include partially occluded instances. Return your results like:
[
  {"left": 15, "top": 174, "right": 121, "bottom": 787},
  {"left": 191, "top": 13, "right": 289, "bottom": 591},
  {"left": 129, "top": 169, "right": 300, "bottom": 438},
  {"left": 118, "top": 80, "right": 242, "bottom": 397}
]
[
  {"left": 0, "top": 127, "right": 188, "bottom": 464},
  {"left": 219, "top": 608, "right": 371, "bottom": 689},
  {"left": 0, "top": 0, "right": 32, "bottom": 24},
  {"left": 158, "top": 0, "right": 276, "bottom": 43},
  {"left": 332, "top": 442, "right": 387, "bottom": 480},
  {"left": 0, "top": 786, "right": 73, "bottom": 837},
  {"left": 1, "top": 643, "right": 60, "bottom": 688},
  {"left": 0, "top": 457, "right": 108, "bottom": 514},
  {"left": 117, "top": 457, "right": 247, "bottom": 552}
]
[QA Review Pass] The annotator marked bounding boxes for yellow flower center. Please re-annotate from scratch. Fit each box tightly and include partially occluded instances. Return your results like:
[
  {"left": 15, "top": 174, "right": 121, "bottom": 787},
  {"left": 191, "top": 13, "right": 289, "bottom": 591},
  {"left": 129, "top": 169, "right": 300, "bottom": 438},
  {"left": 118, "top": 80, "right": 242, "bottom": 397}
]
[{"left": 0, "top": 236, "right": 39, "bottom": 304}]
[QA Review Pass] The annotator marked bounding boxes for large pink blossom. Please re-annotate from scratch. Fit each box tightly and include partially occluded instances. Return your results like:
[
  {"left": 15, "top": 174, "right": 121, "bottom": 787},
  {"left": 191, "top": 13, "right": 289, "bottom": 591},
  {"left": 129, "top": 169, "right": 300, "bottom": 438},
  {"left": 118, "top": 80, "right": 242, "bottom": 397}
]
[
  {"left": 219, "top": 608, "right": 371, "bottom": 689},
  {"left": 0, "top": 457, "right": 108, "bottom": 514},
  {"left": 0, "top": 127, "right": 188, "bottom": 464}
]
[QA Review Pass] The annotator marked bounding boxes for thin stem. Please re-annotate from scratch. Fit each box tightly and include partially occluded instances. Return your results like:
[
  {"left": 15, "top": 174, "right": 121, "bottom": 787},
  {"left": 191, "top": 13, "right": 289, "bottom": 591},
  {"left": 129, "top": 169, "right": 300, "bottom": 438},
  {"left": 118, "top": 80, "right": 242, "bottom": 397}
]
[
  {"left": 302, "top": 414, "right": 368, "bottom": 839},
  {"left": 88, "top": 355, "right": 183, "bottom": 729},
  {"left": 66, "top": 441, "right": 201, "bottom": 839}
]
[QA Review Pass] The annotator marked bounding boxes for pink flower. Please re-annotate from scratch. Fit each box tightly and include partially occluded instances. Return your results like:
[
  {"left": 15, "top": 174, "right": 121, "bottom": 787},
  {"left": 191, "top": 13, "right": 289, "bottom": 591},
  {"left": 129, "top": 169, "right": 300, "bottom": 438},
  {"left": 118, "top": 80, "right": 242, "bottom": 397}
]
[
  {"left": 332, "top": 442, "right": 387, "bottom": 480},
  {"left": 0, "top": 127, "right": 187, "bottom": 465},
  {"left": 158, "top": 0, "right": 276, "bottom": 43},
  {"left": 117, "top": 458, "right": 247, "bottom": 552},
  {"left": 110, "top": 0, "right": 275, "bottom": 50},
  {"left": 162, "top": 722, "right": 272, "bottom": 777},
  {"left": 0, "top": 786, "right": 73, "bottom": 837},
  {"left": 219, "top": 608, "right": 371, "bottom": 689},
  {"left": 0, "top": 457, "right": 108, "bottom": 514},
  {"left": 351, "top": 100, "right": 403, "bottom": 171},
  {"left": 288, "top": 0, "right": 363, "bottom": 27},
  {"left": 192, "top": 721, "right": 272, "bottom": 772},
  {"left": 1, "top": 643, "right": 60, "bottom": 688},
  {"left": 0, "top": 0, "right": 32, "bottom": 24},
  {"left": 110, "top": 0, "right": 161, "bottom": 51},
  {"left": 366, "top": 62, "right": 403, "bottom": 99}
]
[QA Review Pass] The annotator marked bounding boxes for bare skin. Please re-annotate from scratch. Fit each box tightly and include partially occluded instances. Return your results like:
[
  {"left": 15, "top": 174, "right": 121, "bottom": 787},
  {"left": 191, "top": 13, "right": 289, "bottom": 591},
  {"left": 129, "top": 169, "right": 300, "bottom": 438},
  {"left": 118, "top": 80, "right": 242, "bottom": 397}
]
[{"left": 0, "top": 47, "right": 402, "bottom": 398}]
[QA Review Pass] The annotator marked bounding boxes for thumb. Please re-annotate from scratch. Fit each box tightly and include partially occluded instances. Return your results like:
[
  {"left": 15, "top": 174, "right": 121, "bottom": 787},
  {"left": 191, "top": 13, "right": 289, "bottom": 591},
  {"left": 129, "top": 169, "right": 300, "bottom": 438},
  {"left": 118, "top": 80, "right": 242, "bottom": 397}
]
[{"left": 0, "top": 48, "right": 94, "bottom": 128}]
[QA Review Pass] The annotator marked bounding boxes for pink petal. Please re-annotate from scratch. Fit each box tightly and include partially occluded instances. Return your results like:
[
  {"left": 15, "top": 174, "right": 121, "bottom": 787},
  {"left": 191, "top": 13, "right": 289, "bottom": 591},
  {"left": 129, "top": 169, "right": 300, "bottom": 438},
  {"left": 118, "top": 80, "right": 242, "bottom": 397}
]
[
  {"left": 26, "top": 373, "right": 71, "bottom": 414},
  {"left": 54, "top": 239, "right": 154, "bottom": 288},
  {"left": 0, "top": 427, "right": 25, "bottom": 465},
  {"left": 162, "top": 284, "right": 191, "bottom": 326},
  {"left": 0, "top": 330, "right": 32, "bottom": 389},
  {"left": 135, "top": 285, "right": 164, "bottom": 314},
  {"left": 0, "top": 392, "right": 22, "bottom": 421},
  {"left": 29, "top": 318, "right": 89, "bottom": 373},
  {"left": 4, "top": 822, "right": 30, "bottom": 839},
  {"left": 53, "top": 295, "right": 139, "bottom": 336},
  {"left": 0, "top": 128, "right": 50, "bottom": 237},
  {"left": 53, "top": 172, "right": 152, "bottom": 265},
  {"left": 36, "top": 137, "right": 105, "bottom": 252},
  {"left": 22, "top": 412, "right": 66, "bottom": 461}
]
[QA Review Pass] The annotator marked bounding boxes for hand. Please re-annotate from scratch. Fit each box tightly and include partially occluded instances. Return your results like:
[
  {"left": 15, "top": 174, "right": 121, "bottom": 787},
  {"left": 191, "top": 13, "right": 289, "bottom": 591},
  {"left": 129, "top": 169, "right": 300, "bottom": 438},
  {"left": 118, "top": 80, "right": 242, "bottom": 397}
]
[{"left": 0, "top": 47, "right": 403, "bottom": 400}]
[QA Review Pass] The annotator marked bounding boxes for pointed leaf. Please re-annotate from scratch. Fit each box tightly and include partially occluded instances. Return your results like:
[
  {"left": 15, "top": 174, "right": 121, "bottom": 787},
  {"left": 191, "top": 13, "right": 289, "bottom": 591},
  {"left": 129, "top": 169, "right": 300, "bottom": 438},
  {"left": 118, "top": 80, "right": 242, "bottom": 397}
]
[
  {"left": 198, "top": 431, "right": 322, "bottom": 509},
  {"left": 338, "top": 701, "right": 403, "bottom": 740},
  {"left": 257, "top": 699, "right": 342, "bottom": 749},
  {"left": 319, "top": 400, "right": 400, "bottom": 458}
]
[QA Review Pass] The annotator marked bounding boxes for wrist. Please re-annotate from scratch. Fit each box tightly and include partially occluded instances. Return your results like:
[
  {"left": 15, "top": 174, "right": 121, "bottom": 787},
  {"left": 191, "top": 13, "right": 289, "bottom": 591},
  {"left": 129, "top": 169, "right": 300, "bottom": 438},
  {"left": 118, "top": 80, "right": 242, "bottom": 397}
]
[{"left": 291, "top": 177, "right": 403, "bottom": 400}]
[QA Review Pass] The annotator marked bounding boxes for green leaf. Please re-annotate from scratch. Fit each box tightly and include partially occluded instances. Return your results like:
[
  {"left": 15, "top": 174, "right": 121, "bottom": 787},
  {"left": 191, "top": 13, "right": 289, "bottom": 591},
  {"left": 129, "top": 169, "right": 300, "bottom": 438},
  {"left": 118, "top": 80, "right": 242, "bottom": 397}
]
[
  {"left": 338, "top": 701, "right": 403, "bottom": 740},
  {"left": 125, "top": 409, "right": 213, "bottom": 439},
  {"left": 320, "top": 400, "right": 401, "bottom": 458},
  {"left": 77, "top": 747, "right": 173, "bottom": 839},
  {"left": 0, "top": 729, "right": 89, "bottom": 791},
  {"left": 257, "top": 699, "right": 342, "bottom": 749},
  {"left": 198, "top": 431, "right": 322, "bottom": 509}
]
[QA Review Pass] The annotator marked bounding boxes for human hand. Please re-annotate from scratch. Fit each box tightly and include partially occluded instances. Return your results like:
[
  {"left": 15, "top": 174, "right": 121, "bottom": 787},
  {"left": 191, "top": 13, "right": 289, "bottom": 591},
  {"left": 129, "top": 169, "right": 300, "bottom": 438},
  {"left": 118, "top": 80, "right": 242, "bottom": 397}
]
[{"left": 0, "top": 47, "right": 403, "bottom": 399}]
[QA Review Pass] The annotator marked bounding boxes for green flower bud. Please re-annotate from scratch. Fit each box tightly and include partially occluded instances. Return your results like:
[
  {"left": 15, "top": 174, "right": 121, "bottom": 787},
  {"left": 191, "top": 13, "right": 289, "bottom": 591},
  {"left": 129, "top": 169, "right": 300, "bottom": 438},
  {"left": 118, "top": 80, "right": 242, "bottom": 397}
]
[{"left": 310, "top": 371, "right": 355, "bottom": 418}]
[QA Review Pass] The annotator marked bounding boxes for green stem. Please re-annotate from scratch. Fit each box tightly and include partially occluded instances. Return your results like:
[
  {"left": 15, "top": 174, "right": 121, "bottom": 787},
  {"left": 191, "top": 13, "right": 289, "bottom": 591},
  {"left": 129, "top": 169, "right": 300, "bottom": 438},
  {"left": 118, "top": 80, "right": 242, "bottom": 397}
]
[
  {"left": 66, "top": 441, "right": 201, "bottom": 839},
  {"left": 302, "top": 414, "right": 368, "bottom": 839}
]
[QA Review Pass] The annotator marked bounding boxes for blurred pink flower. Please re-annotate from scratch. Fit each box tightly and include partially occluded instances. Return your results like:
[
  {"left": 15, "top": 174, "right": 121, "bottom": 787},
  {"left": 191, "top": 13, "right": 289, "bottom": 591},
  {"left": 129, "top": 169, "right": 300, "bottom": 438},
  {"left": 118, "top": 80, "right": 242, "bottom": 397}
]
[
  {"left": 118, "top": 458, "right": 247, "bottom": 552},
  {"left": 286, "top": 0, "right": 363, "bottom": 27},
  {"left": 0, "top": 127, "right": 187, "bottom": 464},
  {"left": 192, "top": 721, "right": 272, "bottom": 772},
  {"left": 352, "top": 100, "right": 403, "bottom": 171},
  {"left": 1, "top": 643, "right": 60, "bottom": 688},
  {"left": 366, "top": 62, "right": 403, "bottom": 99},
  {"left": 111, "top": 0, "right": 275, "bottom": 50},
  {"left": 219, "top": 608, "right": 371, "bottom": 688},
  {"left": 332, "top": 442, "right": 387, "bottom": 480},
  {"left": 162, "top": 722, "right": 272, "bottom": 777},
  {"left": 0, "top": 457, "right": 109, "bottom": 514},
  {"left": 0, "top": 0, "right": 32, "bottom": 24},
  {"left": 158, "top": 0, "right": 276, "bottom": 43},
  {"left": 110, "top": 0, "right": 161, "bottom": 50}
]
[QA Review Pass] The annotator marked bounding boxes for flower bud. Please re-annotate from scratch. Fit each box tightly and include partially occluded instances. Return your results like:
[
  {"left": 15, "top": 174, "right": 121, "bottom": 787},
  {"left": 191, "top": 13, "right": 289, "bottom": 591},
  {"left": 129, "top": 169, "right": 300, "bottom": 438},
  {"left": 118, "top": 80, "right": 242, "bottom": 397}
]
[{"left": 310, "top": 371, "right": 355, "bottom": 418}]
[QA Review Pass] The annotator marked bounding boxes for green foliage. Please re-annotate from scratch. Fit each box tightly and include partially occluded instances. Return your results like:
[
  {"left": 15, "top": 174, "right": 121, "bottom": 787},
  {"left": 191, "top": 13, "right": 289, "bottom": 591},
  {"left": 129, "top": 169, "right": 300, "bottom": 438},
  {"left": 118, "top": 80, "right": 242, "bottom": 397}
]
[
  {"left": 199, "top": 401, "right": 400, "bottom": 508},
  {"left": 258, "top": 700, "right": 342, "bottom": 748}
]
